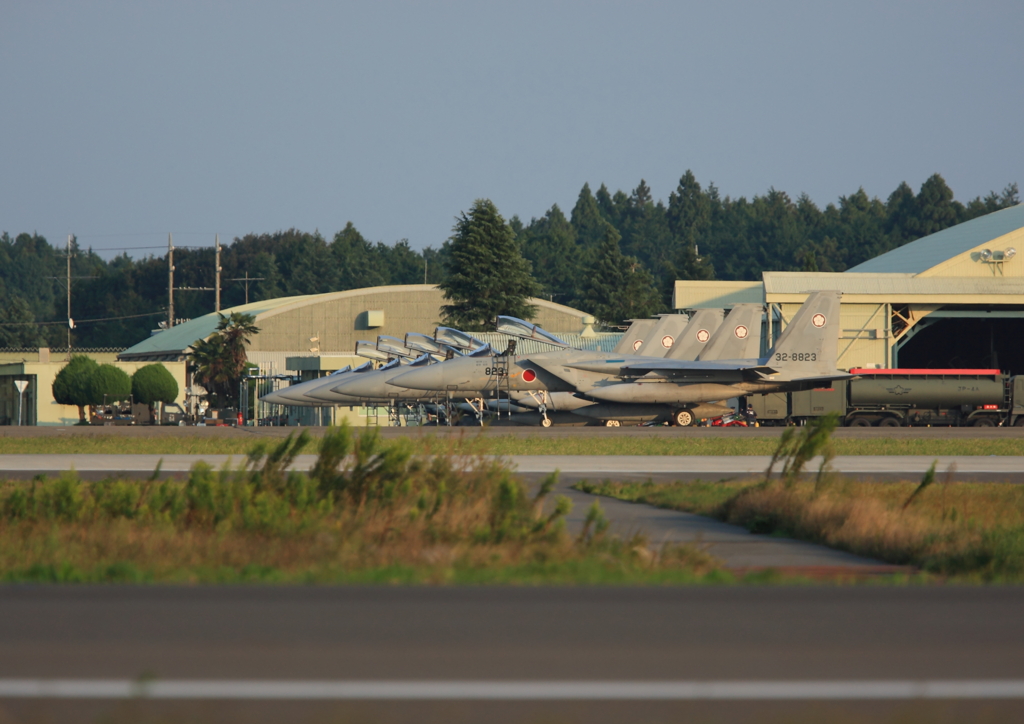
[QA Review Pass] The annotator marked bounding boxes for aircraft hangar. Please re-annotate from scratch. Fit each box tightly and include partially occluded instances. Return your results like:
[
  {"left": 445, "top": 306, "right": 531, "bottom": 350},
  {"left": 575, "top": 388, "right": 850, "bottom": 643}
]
[
  {"left": 119, "top": 283, "right": 605, "bottom": 369},
  {"left": 118, "top": 284, "right": 605, "bottom": 422},
  {"left": 675, "top": 203, "right": 1024, "bottom": 375}
]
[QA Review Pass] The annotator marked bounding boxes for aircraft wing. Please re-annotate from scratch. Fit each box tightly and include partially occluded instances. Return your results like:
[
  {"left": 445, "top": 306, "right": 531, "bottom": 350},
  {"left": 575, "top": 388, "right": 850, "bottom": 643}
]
[{"left": 565, "top": 357, "right": 767, "bottom": 379}]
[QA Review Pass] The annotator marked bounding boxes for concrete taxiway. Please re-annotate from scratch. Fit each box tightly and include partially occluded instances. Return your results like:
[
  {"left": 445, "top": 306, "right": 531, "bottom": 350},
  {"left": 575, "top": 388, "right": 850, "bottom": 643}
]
[
  {"left": 0, "top": 587, "right": 1022, "bottom": 723},
  {"left": 0, "top": 453, "right": 1021, "bottom": 482}
]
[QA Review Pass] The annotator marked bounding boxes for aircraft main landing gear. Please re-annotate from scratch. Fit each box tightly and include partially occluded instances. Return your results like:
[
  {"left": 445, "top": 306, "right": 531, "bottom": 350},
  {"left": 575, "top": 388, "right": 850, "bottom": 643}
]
[{"left": 671, "top": 409, "right": 695, "bottom": 427}]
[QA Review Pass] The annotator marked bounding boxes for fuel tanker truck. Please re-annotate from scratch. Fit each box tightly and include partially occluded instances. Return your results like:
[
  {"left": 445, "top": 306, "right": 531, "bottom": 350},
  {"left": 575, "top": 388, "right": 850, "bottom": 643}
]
[{"left": 749, "top": 369, "right": 1024, "bottom": 427}]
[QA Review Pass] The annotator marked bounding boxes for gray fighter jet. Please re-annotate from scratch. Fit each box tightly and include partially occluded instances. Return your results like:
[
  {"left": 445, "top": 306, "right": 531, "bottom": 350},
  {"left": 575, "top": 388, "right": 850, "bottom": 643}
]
[
  {"left": 388, "top": 308, "right": 733, "bottom": 425},
  {"left": 505, "top": 308, "right": 729, "bottom": 424},
  {"left": 390, "top": 294, "right": 843, "bottom": 427},
  {"left": 259, "top": 334, "right": 415, "bottom": 408},
  {"left": 565, "top": 291, "right": 850, "bottom": 424},
  {"left": 571, "top": 303, "right": 761, "bottom": 425}
]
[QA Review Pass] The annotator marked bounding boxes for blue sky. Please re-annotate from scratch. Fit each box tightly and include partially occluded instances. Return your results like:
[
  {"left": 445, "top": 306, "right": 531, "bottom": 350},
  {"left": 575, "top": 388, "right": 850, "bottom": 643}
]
[{"left": 2, "top": 1, "right": 1021, "bottom": 258}]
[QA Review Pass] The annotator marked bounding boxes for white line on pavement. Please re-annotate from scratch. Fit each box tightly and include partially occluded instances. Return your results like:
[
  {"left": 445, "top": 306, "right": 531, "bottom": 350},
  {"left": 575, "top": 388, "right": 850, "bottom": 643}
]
[{"left": 0, "top": 680, "right": 1023, "bottom": 700}]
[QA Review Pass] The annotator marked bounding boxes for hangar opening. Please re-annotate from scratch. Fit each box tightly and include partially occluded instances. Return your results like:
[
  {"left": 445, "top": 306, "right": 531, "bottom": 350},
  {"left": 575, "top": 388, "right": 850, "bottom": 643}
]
[{"left": 896, "top": 313, "right": 1024, "bottom": 376}]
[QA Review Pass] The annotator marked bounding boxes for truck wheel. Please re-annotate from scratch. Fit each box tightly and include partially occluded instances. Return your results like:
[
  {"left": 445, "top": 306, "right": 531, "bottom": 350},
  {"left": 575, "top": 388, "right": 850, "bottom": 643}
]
[
  {"left": 671, "top": 409, "right": 694, "bottom": 427},
  {"left": 878, "top": 418, "right": 901, "bottom": 428},
  {"left": 848, "top": 417, "right": 871, "bottom": 427},
  {"left": 972, "top": 417, "right": 996, "bottom": 427},
  {"left": 1015, "top": 417, "right": 1024, "bottom": 427},
  {"left": 604, "top": 419, "right": 620, "bottom": 427}
]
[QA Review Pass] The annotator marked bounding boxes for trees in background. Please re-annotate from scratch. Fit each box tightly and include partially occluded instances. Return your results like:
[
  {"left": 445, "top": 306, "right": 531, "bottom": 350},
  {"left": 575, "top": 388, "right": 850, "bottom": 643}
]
[
  {"left": 2, "top": 173, "right": 1019, "bottom": 345},
  {"left": 131, "top": 364, "right": 179, "bottom": 419},
  {"left": 439, "top": 199, "right": 540, "bottom": 331},
  {"left": 188, "top": 312, "right": 260, "bottom": 408},
  {"left": 86, "top": 364, "right": 132, "bottom": 407},
  {"left": 576, "top": 227, "right": 661, "bottom": 327},
  {"left": 52, "top": 356, "right": 99, "bottom": 422}
]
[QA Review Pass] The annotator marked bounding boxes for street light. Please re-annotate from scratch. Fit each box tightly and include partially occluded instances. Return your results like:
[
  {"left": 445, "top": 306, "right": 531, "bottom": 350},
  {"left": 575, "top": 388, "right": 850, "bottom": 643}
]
[{"left": 13, "top": 380, "right": 28, "bottom": 426}]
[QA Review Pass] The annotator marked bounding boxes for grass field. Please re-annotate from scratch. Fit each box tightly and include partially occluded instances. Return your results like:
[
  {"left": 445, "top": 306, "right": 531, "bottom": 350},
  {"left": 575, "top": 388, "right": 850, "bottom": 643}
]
[
  {"left": 578, "top": 477, "right": 1024, "bottom": 581},
  {"left": 0, "top": 431, "right": 1022, "bottom": 456},
  {"left": 0, "top": 425, "right": 730, "bottom": 585}
]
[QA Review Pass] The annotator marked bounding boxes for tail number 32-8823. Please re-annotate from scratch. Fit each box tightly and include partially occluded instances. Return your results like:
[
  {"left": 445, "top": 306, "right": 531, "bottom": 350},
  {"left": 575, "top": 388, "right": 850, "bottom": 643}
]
[{"left": 774, "top": 352, "right": 817, "bottom": 362}]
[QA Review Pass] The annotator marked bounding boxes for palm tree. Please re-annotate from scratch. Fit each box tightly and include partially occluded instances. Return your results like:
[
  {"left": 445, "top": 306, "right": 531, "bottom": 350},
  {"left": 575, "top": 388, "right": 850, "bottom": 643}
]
[
  {"left": 217, "top": 312, "right": 261, "bottom": 377},
  {"left": 188, "top": 313, "right": 260, "bottom": 407}
]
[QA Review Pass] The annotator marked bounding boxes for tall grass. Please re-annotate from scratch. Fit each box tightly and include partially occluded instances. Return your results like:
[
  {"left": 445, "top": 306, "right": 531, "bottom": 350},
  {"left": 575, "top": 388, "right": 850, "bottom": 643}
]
[
  {"left": 0, "top": 424, "right": 720, "bottom": 583},
  {"left": 580, "top": 427, "right": 1024, "bottom": 581}
]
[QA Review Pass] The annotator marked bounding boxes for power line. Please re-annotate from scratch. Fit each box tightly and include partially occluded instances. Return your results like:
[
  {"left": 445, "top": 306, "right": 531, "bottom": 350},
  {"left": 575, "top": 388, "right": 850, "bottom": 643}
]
[{"left": 0, "top": 311, "right": 165, "bottom": 327}]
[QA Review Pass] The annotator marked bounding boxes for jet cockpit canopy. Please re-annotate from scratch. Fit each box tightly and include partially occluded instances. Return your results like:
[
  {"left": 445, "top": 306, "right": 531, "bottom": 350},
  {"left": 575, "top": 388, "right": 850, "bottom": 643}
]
[
  {"left": 376, "top": 336, "right": 416, "bottom": 359},
  {"left": 434, "top": 327, "right": 484, "bottom": 350},
  {"left": 355, "top": 341, "right": 390, "bottom": 361},
  {"left": 495, "top": 316, "right": 569, "bottom": 348}
]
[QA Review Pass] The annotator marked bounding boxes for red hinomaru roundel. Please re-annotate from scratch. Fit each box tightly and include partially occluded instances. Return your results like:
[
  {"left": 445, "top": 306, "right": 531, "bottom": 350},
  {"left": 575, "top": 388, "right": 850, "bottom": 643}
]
[
  {"left": 812, "top": 313, "right": 827, "bottom": 328},
  {"left": 661, "top": 335, "right": 674, "bottom": 348},
  {"left": 632, "top": 339, "right": 643, "bottom": 351},
  {"left": 734, "top": 325, "right": 748, "bottom": 339},
  {"left": 695, "top": 329, "right": 710, "bottom": 343},
  {"left": 522, "top": 369, "right": 537, "bottom": 383}
]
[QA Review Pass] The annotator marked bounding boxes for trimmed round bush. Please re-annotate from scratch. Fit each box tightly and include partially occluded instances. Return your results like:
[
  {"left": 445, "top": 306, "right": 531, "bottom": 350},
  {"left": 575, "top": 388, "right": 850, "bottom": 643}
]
[
  {"left": 86, "top": 364, "right": 132, "bottom": 405},
  {"left": 131, "top": 364, "right": 179, "bottom": 406}
]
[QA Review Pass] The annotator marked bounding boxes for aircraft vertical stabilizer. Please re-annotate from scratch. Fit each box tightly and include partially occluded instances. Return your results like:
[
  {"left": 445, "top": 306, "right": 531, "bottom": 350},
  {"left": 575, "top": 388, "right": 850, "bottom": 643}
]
[
  {"left": 612, "top": 318, "right": 657, "bottom": 354},
  {"left": 636, "top": 315, "right": 690, "bottom": 357},
  {"left": 767, "top": 291, "right": 842, "bottom": 376},
  {"left": 696, "top": 304, "right": 762, "bottom": 362},
  {"left": 667, "top": 308, "right": 725, "bottom": 360}
]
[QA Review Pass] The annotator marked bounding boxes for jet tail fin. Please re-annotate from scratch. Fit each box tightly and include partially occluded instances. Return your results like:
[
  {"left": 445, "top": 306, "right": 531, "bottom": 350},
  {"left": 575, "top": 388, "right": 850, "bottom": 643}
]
[
  {"left": 637, "top": 314, "right": 691, "bottom": 357},
  {"left": 666, "top": 308, "right": 725, "bottom": 360},
  {"left": 612, "top": 319, "right": 656, "bottom": 354},
  {"left": 766, "top": 291, "right": 842, "bottom": 375},
  {"left": 695, "top": 305, "right": 760, "bottom": 361}
]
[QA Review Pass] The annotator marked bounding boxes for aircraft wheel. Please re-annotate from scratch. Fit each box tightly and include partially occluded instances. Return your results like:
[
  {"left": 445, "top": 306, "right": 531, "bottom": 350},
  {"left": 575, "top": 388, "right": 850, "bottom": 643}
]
[
  {"left": 604, "top": 419, "right": 620, "bottom": 427},
  {"left": 878, "top": 417, "right": 901, "bottom": 428},
  {"left": 671, "top": 409, "right": 694, "bottom": 427},
  {"left": 540, "top": 416, "right": 553, "bottom": 428},
  {"left": 848, "top": 417, "right": 871, "bottom": 427}
]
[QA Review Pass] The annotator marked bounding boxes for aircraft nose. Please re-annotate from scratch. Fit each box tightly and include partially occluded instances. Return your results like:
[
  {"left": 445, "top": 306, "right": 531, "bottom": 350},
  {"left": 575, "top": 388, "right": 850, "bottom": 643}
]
[
  {"left": 330, "top": 376, "right": 379, "bottom": 398},
  {"left": 389, "top": 364, "right": 445, "bottom": 391},
  {"left": 260, "top": 390, "right": 289, "bottom": 404}
]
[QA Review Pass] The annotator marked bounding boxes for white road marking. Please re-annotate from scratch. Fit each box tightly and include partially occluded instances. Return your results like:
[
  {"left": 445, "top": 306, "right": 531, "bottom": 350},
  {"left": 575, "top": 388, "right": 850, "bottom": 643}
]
[{"left": 0, "top": 680, "right": 1023, "bottom": 700}]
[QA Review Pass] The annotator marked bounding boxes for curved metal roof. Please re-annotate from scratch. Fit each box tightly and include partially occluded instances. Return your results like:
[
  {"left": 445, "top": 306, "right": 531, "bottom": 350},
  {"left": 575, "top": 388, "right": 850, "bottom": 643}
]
[
  {"left": 119, "top": 285, "right": 593, "bottom": 360},
  {"left": 847, "top": 204, "right": 1024, "bottom": 274}
]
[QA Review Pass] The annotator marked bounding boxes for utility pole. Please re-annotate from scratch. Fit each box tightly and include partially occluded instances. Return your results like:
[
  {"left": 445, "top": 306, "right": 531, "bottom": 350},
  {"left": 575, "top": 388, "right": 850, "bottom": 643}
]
[
  {"left": 66, "top": 235, "right": 72, "bottom": 351},
  {"left": 48, "top": 236, "right": 95, "bottom": 357},
  {"left": 215, "top": 234, "right": 222, "bottom": 313},
  {"left": 168, "top": 234, "right": 175, "bottom": 328},
  {"left": 229, "top": 271, "right": 265, "bottom": 305}
]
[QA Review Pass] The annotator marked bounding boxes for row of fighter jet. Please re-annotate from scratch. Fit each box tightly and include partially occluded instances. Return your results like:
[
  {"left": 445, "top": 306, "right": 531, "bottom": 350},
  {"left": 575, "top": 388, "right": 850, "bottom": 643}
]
[{"left": 260, "top": 291, "right": 849, "bottom": 427}]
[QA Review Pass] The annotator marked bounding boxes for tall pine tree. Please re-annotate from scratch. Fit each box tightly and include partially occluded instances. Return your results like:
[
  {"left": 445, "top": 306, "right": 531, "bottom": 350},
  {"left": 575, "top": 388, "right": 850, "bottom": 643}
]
[
  {"left": 440, "top": 199, "right": 540, "bottom": 331},
  {"left": 521, "top": 204, "right": 581, "bottom": 303},
  {"left": 576, "top": 226, "right": 661, "bottom": 327}
]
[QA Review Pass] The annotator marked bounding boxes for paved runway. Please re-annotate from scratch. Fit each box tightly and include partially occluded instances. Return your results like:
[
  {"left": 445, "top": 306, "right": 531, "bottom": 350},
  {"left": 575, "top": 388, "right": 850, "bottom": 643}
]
[
  {"left": 1, "top": 453, "right": 1022, "bottom": 481},
  {"left": 0, "top": 586, "right": 1022, "bottom": 723}
]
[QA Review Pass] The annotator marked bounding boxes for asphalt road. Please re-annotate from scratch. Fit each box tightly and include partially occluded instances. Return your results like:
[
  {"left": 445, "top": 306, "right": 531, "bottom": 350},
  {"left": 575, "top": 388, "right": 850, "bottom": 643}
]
[{"left": 0, "top": 586, "right": 1022, "bottom": 723}]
